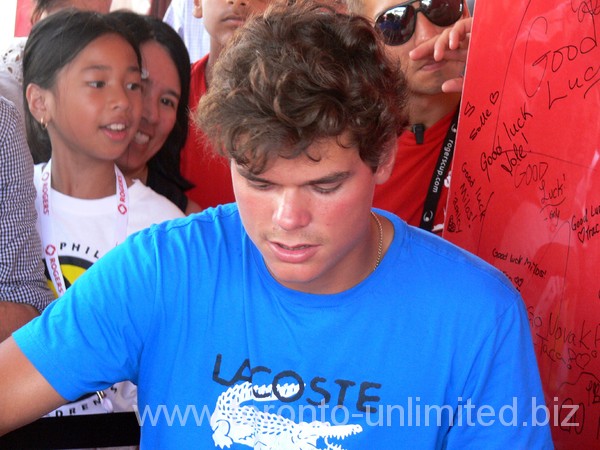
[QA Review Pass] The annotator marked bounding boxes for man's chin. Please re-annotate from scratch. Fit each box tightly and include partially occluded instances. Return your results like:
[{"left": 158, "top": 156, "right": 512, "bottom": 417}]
[{"left": 267, "top": 263, "right": 324, "bottom": 293}]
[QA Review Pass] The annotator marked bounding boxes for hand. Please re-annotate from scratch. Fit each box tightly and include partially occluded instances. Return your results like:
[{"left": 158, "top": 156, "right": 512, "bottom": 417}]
[{"left": 409, "top": 17, "right": 473, "bottom": 93}]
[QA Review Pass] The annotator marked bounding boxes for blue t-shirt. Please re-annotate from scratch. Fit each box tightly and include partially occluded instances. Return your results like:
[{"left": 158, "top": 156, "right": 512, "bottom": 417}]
[{"left": 14, "top": 204, "right": 553, "bottom": 449}]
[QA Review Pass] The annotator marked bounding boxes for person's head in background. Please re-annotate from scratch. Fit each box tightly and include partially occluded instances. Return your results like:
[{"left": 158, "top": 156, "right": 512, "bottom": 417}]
[
  {"left": 0, "top": 1, "right": 113, "bottom": 129},
  {"left": 198, "top": 0, "right": 407, "bottom": 174},
  {"left": 23, "top": 10, "right": 142, "bottom": 166},
  {"left": 31, "top": 0, "right": 112, "bottom": 23},
  {"left": 191, "top": 0, "right": 347, "bottom": 57},
  {"left": 346, "top": 0, "right": 469, "bottom": 122},
  {"left": 110, "top": 11, "right": 193, "bottom": 198},
  {"left": 192, "top": 0, "right": 269, "bottom": 78}
]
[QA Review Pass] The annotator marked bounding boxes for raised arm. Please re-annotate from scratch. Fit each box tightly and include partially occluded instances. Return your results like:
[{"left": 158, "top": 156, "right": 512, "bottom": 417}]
[{"left": 0, "top": 337, "right": 66, "bottom": 436}]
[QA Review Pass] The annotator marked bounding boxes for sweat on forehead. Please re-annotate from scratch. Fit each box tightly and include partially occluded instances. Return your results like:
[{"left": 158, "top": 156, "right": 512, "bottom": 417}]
[{"left": 195, "top": 0, "right": 408, "bottom": 174}]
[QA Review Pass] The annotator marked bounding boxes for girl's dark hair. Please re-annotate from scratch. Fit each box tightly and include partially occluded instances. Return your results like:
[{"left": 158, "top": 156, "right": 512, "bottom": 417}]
[
  {"left": 110, "top": 10, "right": 193, "bottom": 193},
  {"left": 196, "top": 0, "right": 408, "bottom": 174},
  {"left": 23, "top": 9, "right": 142, "bottom": 163},
  {"left": 30, "top": 0, "right": 69, "bottom": 23},
  {"left": 31, "top": 0, "right": 112, "bottom": 23}
]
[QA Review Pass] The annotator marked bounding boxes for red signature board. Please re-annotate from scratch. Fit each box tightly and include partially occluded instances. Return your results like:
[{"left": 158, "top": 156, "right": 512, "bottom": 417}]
[{"left": 444, "top": 0, "right": 600, "bottom": 447}]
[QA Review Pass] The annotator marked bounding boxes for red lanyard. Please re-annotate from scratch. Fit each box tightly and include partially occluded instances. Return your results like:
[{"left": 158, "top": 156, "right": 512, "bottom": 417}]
[{"left": 39, "top": 160, "right": 129, "bottom": 296}]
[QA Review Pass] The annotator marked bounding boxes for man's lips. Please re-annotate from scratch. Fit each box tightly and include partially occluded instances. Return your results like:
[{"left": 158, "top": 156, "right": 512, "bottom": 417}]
[
  {"left": 277, "top": 243, "right": 313, "bottom": 250},
  {"left": 268, "top": 241, "right": 320, "bottom": 263},
  {"left": 222, "top": 14, "right": 245, "bottom": 24}
]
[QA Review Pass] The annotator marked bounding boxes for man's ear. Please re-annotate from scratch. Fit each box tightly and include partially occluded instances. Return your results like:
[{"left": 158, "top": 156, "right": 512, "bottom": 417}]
[
  {"left": 374, "top": 141, "right": 397, "bottom": 185},
  {"left": 193, "top": 0, "right": 203, "bottom": 18},
  {"left": 25, "top": 83, "right": 52, "bottom": 126}
]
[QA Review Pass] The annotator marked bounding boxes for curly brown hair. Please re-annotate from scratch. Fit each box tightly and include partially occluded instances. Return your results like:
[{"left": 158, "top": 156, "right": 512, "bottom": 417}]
[{"left": 195, "top": 0, "right": 408, "bottom": 174}]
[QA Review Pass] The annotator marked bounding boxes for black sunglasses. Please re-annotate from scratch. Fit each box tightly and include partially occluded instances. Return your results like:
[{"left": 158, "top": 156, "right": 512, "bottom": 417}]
[{"left": 375, "top": 0, "right": 464, "bottom": 46}]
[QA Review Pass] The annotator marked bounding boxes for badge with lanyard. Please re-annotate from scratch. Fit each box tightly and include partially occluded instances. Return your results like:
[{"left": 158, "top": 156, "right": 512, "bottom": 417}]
[
  {"left": 39, "top": 159, "right": 130, "bottom": 413},
  {"left": 419, "top": 108, "right": 460, "bottom": 232}
]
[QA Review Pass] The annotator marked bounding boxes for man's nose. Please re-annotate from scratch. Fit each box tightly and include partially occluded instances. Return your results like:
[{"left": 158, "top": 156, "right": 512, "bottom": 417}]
[{"left": 273, "top": 189, "right": 311, "bottom": 231}]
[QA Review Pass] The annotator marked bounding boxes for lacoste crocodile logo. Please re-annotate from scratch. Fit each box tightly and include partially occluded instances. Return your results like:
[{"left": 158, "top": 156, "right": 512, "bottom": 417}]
[{"left": 210, "top": 381, "right": 362, "bottom": 449}]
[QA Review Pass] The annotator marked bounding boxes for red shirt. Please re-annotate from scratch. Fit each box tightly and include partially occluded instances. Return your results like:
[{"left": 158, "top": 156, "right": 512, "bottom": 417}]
[
  {"left": 373, "top": 109, "right": 456, "bottom": 234},
  {"left": 181, "top": 55, "right": 235, "bottom": 209}
]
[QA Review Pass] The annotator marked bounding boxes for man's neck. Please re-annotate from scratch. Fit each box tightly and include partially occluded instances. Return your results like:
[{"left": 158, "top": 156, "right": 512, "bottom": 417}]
[{"left": 406, "top": 92, "right": 461, "bottom": 130}]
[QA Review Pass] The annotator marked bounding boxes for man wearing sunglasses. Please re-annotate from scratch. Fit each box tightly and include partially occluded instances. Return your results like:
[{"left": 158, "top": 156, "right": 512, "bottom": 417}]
[{"left": 348, "top": 0, "right": 470, "bottom": 235}]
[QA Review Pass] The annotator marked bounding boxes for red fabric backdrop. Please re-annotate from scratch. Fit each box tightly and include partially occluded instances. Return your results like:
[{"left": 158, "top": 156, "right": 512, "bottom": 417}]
[
  {"left": 14, "top": 0, "right": 33, "bottom": 37},
  {"left": 13, "top": 0, "right": 170, "bottom": 37}
]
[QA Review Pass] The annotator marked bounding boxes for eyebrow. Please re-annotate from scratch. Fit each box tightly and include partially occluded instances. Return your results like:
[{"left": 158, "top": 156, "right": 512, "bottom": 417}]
[
  {"left": 141, "top": 76, "right": 181, "bottom": 100},
  {"left": 239, "top": 168, "right": 352, "bottom": 186},
  {"left": 162, "top": 88, "right": 181, "bottom": 100},
  {"left": 166, "top": 89, "right": 181, "bottom": 100},
  {"left": 82, "top": 64, "right": 141, "bottom": 75}
]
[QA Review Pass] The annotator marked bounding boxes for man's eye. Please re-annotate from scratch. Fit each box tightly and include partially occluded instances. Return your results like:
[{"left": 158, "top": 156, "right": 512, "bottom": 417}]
[
  {"left": 313, "top": 184, "right": 341, "bottom": 194},
  {"left": 88, "top": 81, "right": 106, "bottom": 88},
  {"left": 249, "top": 181, "right": 273, "bottom": 191}
]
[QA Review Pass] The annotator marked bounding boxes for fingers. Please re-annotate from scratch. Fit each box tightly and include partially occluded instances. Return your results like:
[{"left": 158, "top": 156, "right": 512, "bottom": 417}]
[
  {"left": 447, "top": 17, "right": 473, "bottom": 50},
  {"left": 433, "top": 17, "right": 472, "bottom": 61},
  {"left": 409, "top": 17, "right": 473, "bottom": 62},
  {"left": 407, "top": 16, "right": 472, "bottom": 95},
  {"left": 441, "top": 77, "right": 465, "bottom": 94},
  {"left": 409, "top": 37, "right": 435, "bottom": 61}
]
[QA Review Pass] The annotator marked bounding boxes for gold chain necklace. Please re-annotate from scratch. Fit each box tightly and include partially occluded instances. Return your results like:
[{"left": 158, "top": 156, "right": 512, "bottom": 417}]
[{"left": 371, "top": 211, "right": 383, "bottom": 271}]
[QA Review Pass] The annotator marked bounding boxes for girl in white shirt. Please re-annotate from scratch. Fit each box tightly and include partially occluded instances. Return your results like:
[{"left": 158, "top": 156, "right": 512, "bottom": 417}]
[{"left": 23, "top": 9, "right": 184, "bottom": 418}]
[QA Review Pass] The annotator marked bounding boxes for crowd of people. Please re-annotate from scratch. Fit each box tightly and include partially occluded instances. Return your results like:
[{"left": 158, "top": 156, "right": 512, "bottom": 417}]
[{"left": 0, "top": 0, "right": 554, "bottom": 448}]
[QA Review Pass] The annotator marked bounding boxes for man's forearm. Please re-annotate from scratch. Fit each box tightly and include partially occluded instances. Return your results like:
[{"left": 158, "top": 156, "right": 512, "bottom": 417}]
[{"left": 0, "top": 302, "right": 39, "bottom": 342}]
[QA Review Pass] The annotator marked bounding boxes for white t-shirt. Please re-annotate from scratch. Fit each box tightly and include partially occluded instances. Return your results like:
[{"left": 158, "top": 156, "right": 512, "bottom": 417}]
[
  {"left": 33, "top": 163, "right": 184, "bottom": 417},
  {"left": 34, "top": 163, "right": 184, "bottom": 286}
]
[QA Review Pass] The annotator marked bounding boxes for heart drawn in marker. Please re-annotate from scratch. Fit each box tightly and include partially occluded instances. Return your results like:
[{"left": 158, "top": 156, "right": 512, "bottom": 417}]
[
  {"left": 575, "top": 352, "right": 591, "bottom": 369},
  {"left": 489, "top": 91, "right": 500, "bottom": 105}
]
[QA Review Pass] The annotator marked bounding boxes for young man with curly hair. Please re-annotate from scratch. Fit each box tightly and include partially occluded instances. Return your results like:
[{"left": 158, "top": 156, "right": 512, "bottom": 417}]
[{"left": 0, "top": 2, "right": 550, "bottom": 448}]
